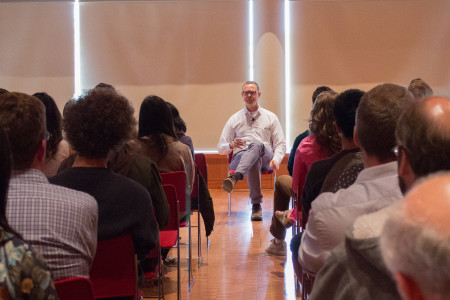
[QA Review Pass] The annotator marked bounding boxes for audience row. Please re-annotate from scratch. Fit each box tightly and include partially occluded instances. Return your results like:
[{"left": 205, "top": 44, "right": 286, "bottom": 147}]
[{"left": 0, "top": 85, "right": 215, "bottom": 299}]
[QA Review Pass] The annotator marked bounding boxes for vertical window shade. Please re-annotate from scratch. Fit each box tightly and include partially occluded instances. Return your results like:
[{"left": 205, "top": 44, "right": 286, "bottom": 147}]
[
  {"left": 0, "top": 2, "right": 74, "bottom": 103},
  {"left": 0, "top": 1, "right": 448, "bottom": 151},
  {"left": 287, "top": 0, "right": 450, "bottom": 144},
  {"left": 79, "top": 1, "right": 249, "bottom": 150}
]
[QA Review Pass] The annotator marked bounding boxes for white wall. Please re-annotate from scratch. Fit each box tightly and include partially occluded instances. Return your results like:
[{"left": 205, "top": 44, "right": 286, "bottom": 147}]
[{"left": 1, "top": 0, "right": 449, "bottom": 151}]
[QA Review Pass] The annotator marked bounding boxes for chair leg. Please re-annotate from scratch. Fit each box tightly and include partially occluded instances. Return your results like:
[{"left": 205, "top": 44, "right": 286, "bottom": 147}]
[
  {"left": 187, "top": 213, "right": 195, "bottom": 291},
  {"left": 228, "top": 192, "right": 231, "bottom": 217},
  {"left": 157, "top": 245, "right": 162, "bottom": 300},
  {"left": 197, "top": 209, "right": 203, "bottom": 268},
  {"left": 177, "top": 235, "right": 180, "bottom": 300}
]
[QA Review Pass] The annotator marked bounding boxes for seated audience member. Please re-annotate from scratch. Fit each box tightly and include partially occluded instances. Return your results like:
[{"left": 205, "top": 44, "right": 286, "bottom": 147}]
[
  {"left": 135, "top": 95, "right": 195, "bottom": 205},
  {"left": 0, "top": 126, "right": 58, "bottom": 299},
  {"left": 407, "top": 78, "right": 433, "bottom": 100},
  {"left": 58, "top": 85, "right": 169, "bottom": 231},
  {"left": 296, "top": 83, "right": 413, "bottom": 275},
  {"left": 1, "top": 92, "right": 98, "bottom": 281},
  {"left": 309, "top": 96, "right": 450, "bottom": 300},
  {"left": 287, "top": 86, "right": 334, "bottom": 176},
  {"left": 265, "top": 91, "right": 341, "bottom": 256},
  {"left": 132, "top": 95, "right": 195, "bottom": 264},
  {"left": 166, "top": 101, "right": 215, "bottom": 237},
  {"left": 50, "top": 87, "right": 158, "bottom": 262},
  {"left": 286, "top": 89, "right": 365, "bottom": 275},
  {"left": 301, "top": 89, "right": 365, "bottom": 216},
  {"left": 166, "top": 101, "right": 195, "bottom": 159},
  {"left": 380, "top": 173, "right": 450, "bottom": 300},
  {"left": 107, "top": 143, "right": 170, "bottom": 231},
  {"left": 33, "top": 92, "right": 69, "bottom": 177}
]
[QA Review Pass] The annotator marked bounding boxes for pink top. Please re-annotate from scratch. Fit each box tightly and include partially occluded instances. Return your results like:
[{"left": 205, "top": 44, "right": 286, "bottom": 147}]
[{"left": 291, "top": 135, "right": 330, "bottom": 197}]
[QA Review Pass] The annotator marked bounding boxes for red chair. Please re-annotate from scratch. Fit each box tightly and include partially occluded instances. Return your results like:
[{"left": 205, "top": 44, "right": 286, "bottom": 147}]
[
  {"left": 160, "top": 171, "right": 195, "bottom": 289},
  {"left": 89, "top": 234, "right": 138, "bottom": 299},
  {"left": 291, "top": 188, "right": 314, "bottom": 300},
  {"left": 226, "top": 152, "right": 276, "bottom": 216},
  {"left": 162, "top": 184, "right": 181, "bottom": 299},
  {"left": 55, "top": 277, "right": 95, "bottom": 300},
  {"left": 190, "top": 153, "right": 209, "bottom": 267},
  {"left": 143, "top": 184, "right": 180, "bottom": 299}
]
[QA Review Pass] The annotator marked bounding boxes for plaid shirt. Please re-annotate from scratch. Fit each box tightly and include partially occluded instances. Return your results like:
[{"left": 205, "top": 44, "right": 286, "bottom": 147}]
[{"left": 6, "top": 169, "right": 98, "bottom": 281}]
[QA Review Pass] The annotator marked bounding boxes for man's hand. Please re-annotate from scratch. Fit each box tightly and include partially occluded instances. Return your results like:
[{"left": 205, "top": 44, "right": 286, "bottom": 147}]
[
  {"left": 230, "top": 138, "right": 246, "bottom": 149},
  {"left": 269, "top": 159, "right": 279, "bottom": 170}
]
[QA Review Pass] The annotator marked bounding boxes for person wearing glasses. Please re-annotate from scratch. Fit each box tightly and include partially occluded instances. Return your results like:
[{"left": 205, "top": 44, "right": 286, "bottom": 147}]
[
  {"left": 310, "top": 96, "right": 450, "bottom": 300},
  {"left": 293, "top": 83, "right": 413, "bottom": 277},
  {"left": 218, "top": 81, "right": 286, "bottom": 221}
]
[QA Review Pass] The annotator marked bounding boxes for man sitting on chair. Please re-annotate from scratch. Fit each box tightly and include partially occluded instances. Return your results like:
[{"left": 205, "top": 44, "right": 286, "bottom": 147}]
[{"left": 218, "top": 81, "right": 286, "bottom": 221}]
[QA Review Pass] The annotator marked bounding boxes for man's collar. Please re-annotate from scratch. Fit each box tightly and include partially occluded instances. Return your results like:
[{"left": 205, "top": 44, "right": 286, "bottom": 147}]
[{"left": 244, "top": 106, "right": 261, "bottom": 115}]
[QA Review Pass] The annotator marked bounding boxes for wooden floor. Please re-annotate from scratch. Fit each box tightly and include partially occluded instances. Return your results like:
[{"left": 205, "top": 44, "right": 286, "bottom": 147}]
[{"left": 141, "top": 188, "right": 301, "bottom": 299}]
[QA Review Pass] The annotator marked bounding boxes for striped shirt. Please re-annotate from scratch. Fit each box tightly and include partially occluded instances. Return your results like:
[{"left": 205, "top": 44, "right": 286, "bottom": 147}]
[{"left": 6, "top": 169, "right": 98, "bottom": 281}]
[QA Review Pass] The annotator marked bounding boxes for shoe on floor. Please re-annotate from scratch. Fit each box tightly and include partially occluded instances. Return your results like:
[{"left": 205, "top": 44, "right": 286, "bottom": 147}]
[
  {"left": 265, "top": 238, "right": 287, "bottom": 256},
  {"left": 251, "top": 204, "right": 262, "bottom": 221},
  {"left": 222, "top": 174, "right": 238, "bottom": 193}
]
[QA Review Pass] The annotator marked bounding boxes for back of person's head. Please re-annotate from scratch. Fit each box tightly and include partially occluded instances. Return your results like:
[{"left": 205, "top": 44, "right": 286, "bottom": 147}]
[
  {"left": 33, "top": 92, "right": 63, "bottom": 160},
  {"left": 0, "top": 126, "right": 21, "bottom": 237},
  {"left": 380, "top": 172, "right": 450, "bottom": 300},
  {"left": 138, "top": 95, "right": 177, "bottom": 139},
  {"left": 166, "top": 101, "right": 187, "bottom": 134},
  {"left": 0, "top": 92, "right": 46, "bottom": 170},
  {"left": 0, "top": 88, "right": 8, "bottom": 95},
  {"left": 312, "top": 86, "right": 334, "bottom": 104},
  {"left": 309, "top": 91, "right": 341, "bottom": 155},
  {"left": 356, "top": 83, "right": 414, "bottom": 162},
  {"left": 63, "top": 99, "right": 76, "bottom": 119},
  {"left": 64, "top": 87, "right": 136, "bottom": 158},
  {"left": 95, "top": 82, "right": 116, "bottom": 91},
  {"left": 407, "top": 78, "right": 433, "bottom": 100},
  {"left": 396, "top": 96, "right": 450, "bottom": 178},
  {"left": 334, "top": 89, "right": 364, "bottom": 139}
]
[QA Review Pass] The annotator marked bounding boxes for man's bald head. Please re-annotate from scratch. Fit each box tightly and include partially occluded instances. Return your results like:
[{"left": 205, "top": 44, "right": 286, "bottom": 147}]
[
  {"left": 404, "top": 174, "right": 450, "bottom": 235},
  {"left": 380, "top": 173, "right": 450, "bottom": 300},
  {"left": 395, "top": 96, "right": 450, "bottom": 193}
]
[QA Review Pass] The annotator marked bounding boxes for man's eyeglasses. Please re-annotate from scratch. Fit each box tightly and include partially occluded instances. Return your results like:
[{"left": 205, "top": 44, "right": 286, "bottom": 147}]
[{"left": 242, "top": 91, "right": 258, "bottom": 96}]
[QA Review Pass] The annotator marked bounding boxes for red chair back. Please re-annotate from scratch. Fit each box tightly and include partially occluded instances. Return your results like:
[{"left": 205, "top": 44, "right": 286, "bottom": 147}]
[
  {"left": 55, "top": 277, "right": 95, "bottom": 300},
  {"left": 160, "top": 171, "right": 187, "bottom": 213},
  {"left": 195, "top": 153, "right": 207, "bottom": 182},
  {"left": 162, "top": 184, "right": 180, "bottom": 233},
  {"left": 89, "top": 234, "right": 137, "bottom": 299}
]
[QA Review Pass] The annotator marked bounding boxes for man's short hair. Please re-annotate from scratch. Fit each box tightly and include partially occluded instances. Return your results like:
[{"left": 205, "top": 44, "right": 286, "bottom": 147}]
[
  {"left": 334, "top": 89, "right": 364, "bottom": 139},
  {"left": 242, "top": 81, "right": 260, "bottom": 92},
  {"left": 380, "top": 172, "right": 450, "bottom": 299},
  {"left": 0, "top": 92, "right": 46, "bottom": 170},
  {"left": 396, "top": 97, "right": 450, "bottom": 178},
  {"left": 356, "top": 83, "right": 413, "bottom": 161},
  {"left": 407, "top": 78, "right": 433, "bottom": 100},
  {"left": 312, "top": 86, "right": 334, "bottom": 104},
  {"left": 64, "top": 88, "right": 136, "bottom": 158}
]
